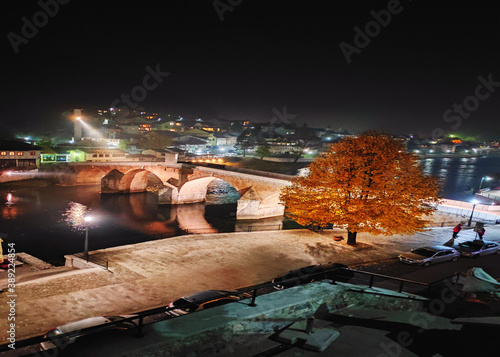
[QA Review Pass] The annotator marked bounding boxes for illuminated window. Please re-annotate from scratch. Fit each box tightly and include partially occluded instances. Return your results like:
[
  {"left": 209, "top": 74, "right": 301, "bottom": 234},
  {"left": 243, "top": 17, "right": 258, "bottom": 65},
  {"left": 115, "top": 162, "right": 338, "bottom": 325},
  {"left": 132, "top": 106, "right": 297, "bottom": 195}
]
[
  {"left": 17, "top": 152, "right": 23, "bottom": 156},
  {"left": 9, "top": 152, "right": 14, "bottom": 156},
  {"left": 0, "top": 151, "right": 6, "bottom": 156}
]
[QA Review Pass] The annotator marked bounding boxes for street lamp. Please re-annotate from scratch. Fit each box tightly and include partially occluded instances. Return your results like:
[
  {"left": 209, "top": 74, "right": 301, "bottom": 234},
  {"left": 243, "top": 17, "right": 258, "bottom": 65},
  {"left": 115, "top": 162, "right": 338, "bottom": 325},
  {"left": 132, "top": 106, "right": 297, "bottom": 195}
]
[
  {"left": 84, "top": 216, "right": 93, "bottom": 261},
  {"left": 467, "top": 200, "right": 478, "bottom": 227},
  {"left": 478, "top": 176, "right": 492, "bottom": 192}
]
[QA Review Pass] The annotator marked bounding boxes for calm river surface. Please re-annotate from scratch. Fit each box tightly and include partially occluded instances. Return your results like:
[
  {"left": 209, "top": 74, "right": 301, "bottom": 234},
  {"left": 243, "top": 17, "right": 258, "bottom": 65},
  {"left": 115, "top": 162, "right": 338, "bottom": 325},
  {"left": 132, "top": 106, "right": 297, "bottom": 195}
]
[{"left": 1, "top": 155, "right": 499, "bottom": 264}]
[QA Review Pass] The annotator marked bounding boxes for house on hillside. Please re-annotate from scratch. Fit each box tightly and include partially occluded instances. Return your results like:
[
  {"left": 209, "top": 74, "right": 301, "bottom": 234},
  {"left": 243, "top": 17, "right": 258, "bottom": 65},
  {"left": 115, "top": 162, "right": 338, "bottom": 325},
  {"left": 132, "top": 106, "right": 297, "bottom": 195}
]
[
  {"left": 182, "top": 128, "right": 213, "bottom": 139},
  {"left": 207, "top": 132, "right": 237, "bottom": 147},
  {"left": 172, "top": 135, "right": 208, "bottom": 154},
  {"left": 142, "top": 149, "right": 178, "bottom": 163}
]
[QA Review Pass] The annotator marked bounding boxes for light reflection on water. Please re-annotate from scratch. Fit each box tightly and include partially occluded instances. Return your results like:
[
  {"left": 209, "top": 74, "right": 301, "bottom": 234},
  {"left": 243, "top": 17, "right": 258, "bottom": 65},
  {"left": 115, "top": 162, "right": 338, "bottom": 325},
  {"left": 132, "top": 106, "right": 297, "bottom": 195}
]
[
  {"left": 0, "top": 156, "right": 498, "bottom": 263},
  {"left": 0, "top": 179, "right": 285, "bottom": 264},
  {"left": 419, "top": 155, "right": 499, "bottom": 200}
]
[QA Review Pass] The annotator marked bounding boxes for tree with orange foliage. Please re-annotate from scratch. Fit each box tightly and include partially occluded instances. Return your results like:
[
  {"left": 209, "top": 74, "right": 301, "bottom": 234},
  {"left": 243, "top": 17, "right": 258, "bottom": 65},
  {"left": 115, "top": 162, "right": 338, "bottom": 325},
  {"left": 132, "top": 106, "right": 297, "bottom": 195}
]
[{"left": 280, "top": 132, "right": 440, "bottom": 245}]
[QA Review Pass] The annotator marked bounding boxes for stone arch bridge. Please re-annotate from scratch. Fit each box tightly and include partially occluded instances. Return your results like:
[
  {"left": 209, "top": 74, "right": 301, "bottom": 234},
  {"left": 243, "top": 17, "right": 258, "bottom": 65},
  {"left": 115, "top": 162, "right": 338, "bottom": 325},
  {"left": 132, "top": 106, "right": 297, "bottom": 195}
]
[{"left": 44, "top": 162, "right": 293, "bottom": 220}]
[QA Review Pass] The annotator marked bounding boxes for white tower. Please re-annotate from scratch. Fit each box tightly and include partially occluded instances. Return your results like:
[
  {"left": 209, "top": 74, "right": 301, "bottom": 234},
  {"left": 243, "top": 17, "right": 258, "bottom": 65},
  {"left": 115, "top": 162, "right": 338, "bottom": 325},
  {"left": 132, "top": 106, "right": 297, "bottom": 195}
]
[{"left": 74, "top": 109, "right": 83, "bottom": 141}]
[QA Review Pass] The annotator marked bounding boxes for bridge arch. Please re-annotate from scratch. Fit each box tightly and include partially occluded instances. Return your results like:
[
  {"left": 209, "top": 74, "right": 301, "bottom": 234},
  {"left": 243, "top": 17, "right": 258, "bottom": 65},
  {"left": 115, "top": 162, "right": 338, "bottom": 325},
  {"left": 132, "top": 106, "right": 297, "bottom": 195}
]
[
  {"left": 101, "top": 168, "right": 166, "bottom": 193},
  {"left": 177, "top": 177, "right": 241, "bottom": 205},
  {"left": 120, "top": 169, "right": 163, "bottom": 192},
  {"left": 75, "top": 168, "right": 108, "bottom": 185},
  {"left": 178, "top": 177, "right": 217, "bottom": 203}
]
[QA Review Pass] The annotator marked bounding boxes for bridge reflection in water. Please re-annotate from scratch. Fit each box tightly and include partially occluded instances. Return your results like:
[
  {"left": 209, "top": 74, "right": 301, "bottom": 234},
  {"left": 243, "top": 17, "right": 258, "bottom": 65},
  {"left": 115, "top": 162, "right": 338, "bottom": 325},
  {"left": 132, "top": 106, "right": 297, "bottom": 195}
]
[
  {"left": 99, "top": 178, "right": 241, "bottom": 235},
  {"left": 0, "top": 179, "right": 287, "bottom": 264},
  {"left": 100, "top": 178, "right": 285, "bottom": 235}
]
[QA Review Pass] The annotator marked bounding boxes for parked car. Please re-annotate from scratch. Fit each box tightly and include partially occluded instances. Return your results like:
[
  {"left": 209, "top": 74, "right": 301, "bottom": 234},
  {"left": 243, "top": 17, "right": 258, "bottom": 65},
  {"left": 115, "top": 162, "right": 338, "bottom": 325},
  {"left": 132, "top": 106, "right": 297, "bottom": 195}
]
[
  {"left": 455, "top": 240, "right": 500, "bottom": 257},
  {"left": 271, "top": 262, "right": 352, "bottom": 290},
  {"left": 166, "top": 290, "right": 244, "bottom": 317},
  {"left": 40, "top": 315, "right": 138, "bottom": 351},
  {"left": 398, "top": 245, "right": 460, "bottom": 267}
]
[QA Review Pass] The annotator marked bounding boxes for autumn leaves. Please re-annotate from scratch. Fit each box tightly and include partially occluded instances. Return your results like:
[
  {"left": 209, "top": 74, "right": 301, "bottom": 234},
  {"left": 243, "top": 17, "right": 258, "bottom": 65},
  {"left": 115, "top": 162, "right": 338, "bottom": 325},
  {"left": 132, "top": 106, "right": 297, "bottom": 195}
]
[{"left": 280, "top": 133, "right": 440, "bottom": 245}]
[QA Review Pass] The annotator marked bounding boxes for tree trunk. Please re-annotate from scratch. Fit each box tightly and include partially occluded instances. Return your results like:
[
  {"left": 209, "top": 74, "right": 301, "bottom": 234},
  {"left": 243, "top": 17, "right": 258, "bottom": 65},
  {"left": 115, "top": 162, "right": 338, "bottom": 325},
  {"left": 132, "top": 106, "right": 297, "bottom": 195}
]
[{"left": 347, "top": 231, "right": 357, "bottom": 246}]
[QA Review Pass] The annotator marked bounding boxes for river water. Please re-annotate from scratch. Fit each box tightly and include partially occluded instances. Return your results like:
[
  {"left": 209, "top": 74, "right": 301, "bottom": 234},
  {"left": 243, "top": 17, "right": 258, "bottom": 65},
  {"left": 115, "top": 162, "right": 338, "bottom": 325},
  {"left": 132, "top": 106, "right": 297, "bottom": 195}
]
[
  {"left": 1, "top": 155, "right": 499, "bottom": 264},
  {"left": 419, "top": 154, "right": 500, "bottom": 200}
]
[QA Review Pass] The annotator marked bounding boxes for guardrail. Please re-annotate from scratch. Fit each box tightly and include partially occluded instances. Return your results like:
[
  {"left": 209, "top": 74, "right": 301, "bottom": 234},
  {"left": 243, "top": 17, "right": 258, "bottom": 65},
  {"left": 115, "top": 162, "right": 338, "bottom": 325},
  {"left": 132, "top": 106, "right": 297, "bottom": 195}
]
[
  {"left": 179, "top": 161, "right": 296, "bottom": 180},
  {"left": 73, "top": 252, "right": 110, "bottom": 271},
  {"left": 179, "top": 223, "right": 283, "bottom": 235},
  {"left": 0, "top": 266, "right": 462, "bottom": 353}
]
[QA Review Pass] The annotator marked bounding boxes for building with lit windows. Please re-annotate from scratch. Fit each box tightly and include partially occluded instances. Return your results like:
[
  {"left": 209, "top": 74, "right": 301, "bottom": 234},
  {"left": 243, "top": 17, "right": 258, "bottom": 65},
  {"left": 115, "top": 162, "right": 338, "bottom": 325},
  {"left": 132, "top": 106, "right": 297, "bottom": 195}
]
[{"left": 0, "top": 140, "right": 42, "bottom": 168}]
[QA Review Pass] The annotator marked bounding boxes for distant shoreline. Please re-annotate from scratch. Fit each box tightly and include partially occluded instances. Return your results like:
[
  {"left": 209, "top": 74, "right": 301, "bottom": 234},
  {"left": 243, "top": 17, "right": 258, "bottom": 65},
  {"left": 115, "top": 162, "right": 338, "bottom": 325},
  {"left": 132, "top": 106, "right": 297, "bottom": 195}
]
[{"left": 418, "top": 153, "right": 484, "bottom": 159}]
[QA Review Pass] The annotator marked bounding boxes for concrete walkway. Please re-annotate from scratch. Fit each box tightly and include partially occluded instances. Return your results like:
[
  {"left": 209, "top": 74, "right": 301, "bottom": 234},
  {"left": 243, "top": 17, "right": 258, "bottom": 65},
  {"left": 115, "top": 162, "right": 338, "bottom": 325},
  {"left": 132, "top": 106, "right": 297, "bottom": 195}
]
[{"left": 1, "top": 223, "right": 499, "bottom": 345}]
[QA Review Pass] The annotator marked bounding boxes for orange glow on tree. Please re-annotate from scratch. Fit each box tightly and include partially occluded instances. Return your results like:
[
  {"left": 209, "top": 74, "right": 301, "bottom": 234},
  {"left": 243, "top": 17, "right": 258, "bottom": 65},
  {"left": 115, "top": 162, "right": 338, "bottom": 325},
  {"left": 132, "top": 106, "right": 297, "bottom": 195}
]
[{"left": 280, "top": 132, "right": 440, "bottom": 245}]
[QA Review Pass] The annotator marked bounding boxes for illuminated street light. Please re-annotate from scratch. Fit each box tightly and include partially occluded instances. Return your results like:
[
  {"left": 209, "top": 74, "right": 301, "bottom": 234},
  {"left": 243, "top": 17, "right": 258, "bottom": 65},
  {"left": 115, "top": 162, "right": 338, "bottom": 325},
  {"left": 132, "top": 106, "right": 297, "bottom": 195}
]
[
  {"left": 467, "top": 200, "right": 478, "bottom": 227},
  {"left": 478, "top": 176, "right": 492, "bottom": 192},
  {"left": 84, "top": 215, "right": 93, "bottom": 261}
]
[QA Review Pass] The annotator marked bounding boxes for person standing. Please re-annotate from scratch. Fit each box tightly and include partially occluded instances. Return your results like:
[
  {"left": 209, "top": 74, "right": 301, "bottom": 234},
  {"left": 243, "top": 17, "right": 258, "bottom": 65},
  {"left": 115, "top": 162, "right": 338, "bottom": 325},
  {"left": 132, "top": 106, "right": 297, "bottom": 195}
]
[
  {"left": 452, "top": 223, "right": 462, "bottom": 238},
  {"left": 477, "top": 227, "right": 485, "bottom": 240}
]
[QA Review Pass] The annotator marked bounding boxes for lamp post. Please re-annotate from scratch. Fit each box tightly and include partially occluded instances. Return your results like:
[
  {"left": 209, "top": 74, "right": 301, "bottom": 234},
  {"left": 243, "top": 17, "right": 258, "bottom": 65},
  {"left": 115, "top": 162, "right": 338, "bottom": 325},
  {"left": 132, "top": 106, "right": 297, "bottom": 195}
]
[
  {"left": 467, "top": 200, "right": 478, "bottom": 227},
  {"left": 84, "top": 216, "right": 92, "bottom": 261},
  {"left": 478, "top": 176, "right": 492, "bottom": 192}
]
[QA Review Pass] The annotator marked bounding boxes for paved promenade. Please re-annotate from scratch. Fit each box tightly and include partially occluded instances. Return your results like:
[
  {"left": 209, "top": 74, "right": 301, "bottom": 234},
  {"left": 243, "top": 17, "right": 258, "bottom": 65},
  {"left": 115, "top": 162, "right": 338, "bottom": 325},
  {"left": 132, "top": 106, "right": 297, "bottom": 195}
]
[{"left": 1, "top": 223, "right": 499, "bottom": 345}]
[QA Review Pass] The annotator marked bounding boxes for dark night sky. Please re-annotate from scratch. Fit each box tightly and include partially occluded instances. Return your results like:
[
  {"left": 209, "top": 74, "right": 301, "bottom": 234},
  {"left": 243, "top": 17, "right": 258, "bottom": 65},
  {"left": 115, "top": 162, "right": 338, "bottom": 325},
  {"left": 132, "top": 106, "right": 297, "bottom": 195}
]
[{"left": 1, "top": 0, "right": 499, "bottom": 139}]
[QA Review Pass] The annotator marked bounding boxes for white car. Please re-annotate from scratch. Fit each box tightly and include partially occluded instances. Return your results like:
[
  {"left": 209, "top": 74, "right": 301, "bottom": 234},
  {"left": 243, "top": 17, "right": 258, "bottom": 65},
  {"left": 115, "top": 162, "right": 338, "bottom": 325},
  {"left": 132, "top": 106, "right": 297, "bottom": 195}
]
[
  {"left": 398, "top": 245, "right": 460, "bottom": 267},
  {"left": 40, "top": 315, "right": 138, "bottom": 351},
  {"left": 455, "top": 240, "right": 500, "bottom": 257}
]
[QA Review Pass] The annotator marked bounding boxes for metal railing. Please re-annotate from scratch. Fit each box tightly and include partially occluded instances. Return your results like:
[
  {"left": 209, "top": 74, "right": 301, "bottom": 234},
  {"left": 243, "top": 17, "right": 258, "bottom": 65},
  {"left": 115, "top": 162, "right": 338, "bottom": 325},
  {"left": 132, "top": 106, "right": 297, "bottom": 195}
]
[
  {"left": 179, "top": 223, "right": 283, "bottom": 235},
  {"left": 0, "top": 266, "right": 462, "bottom": 353},
  {"left": 343, "top": 268, "right": 461, "bottom": 297},
  {"left": 73, "top": 252, "right": 110, "bottom": 271}
]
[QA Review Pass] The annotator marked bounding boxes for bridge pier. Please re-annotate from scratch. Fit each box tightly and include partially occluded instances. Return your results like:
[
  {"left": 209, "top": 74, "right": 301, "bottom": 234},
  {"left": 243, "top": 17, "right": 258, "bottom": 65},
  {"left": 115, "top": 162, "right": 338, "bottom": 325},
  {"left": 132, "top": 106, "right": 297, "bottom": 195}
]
[
  {"left": 101, "top": 169, "right": 125, "bottom": 193},
  {"left": 236, "top": 187, "right": 285, "bottom": 220},
  {"left": 158, "top": 185, "right": 179, "bottom": 204}
]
